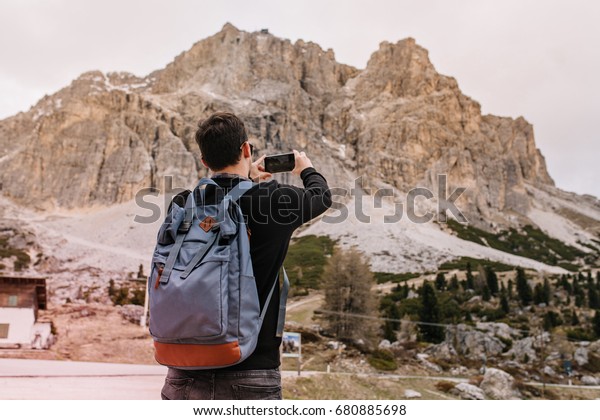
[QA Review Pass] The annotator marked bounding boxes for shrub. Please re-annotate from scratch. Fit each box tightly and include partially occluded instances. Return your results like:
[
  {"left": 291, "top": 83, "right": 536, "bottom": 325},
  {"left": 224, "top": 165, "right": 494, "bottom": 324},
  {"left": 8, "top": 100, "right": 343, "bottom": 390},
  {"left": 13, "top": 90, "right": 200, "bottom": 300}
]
[
  {"left": 435, "top": 381, "right": 456, "bottom": 393},
  {"left": 374, "top": 272, "right": 420, "bottom": 284},
  {"left": 367, "top": 349, "right": 398, "bottom": 371},
  {"left": 565, "top": 328, "right": 595, "bottom": 341},
  {"left": 446, "top": 220, "right": 585, "bottom": 268},
  {"left": 284, "top": 235, "right": 335, "bottom": 289}
]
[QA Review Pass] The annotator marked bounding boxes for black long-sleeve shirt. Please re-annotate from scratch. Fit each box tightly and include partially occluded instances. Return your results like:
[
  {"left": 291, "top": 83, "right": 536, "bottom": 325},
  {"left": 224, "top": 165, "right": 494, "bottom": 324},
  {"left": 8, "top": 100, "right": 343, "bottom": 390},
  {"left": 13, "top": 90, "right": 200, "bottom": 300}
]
[{"left": 171, "top": 167, "right": 331, "bottom": 370}]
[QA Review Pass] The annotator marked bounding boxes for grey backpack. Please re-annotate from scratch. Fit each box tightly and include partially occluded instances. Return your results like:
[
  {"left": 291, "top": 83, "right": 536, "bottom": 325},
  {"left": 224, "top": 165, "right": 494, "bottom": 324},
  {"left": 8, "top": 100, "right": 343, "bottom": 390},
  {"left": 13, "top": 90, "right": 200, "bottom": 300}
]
[{"left": 148, "top": 178, "right": 289, "bottom": 369}]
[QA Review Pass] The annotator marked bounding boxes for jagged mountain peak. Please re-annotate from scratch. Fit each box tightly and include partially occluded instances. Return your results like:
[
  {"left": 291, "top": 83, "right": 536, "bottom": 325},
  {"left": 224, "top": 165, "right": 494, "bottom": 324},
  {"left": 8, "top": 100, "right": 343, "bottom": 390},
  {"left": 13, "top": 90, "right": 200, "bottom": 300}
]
[
  {"left": 151, "top": 23, "right": 356, "bottom": 98},
  {"left": 351, "top": 37, "right": 457, "bottom": 101}
]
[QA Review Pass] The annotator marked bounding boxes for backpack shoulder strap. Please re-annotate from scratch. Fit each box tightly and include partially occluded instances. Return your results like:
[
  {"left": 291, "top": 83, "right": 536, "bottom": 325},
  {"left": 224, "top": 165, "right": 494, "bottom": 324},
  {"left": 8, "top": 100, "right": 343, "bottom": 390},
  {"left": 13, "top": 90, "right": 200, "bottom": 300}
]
[
  {"left": 276, "top": 266, "right": 290, "bottom": 337},
  {"left": 259, "top": 266, "right": 290, "bottom": 338},
  {"left": 160, "top": 192, "right": 196, "bottom": 285},
  {"left": 224, "top": 180, "right": 256, "bottom": 202}
]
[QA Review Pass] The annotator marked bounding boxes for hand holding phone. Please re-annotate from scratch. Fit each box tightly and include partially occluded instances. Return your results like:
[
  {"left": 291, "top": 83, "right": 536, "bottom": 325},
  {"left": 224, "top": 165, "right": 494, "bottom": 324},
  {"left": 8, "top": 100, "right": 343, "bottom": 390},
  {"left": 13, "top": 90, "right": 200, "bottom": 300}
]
[
  {"left": 264, "top": 152, "right": 296, "bottom": 173},
  {"left": 291, "top": 150, "right": 313, "bottom": 176}
]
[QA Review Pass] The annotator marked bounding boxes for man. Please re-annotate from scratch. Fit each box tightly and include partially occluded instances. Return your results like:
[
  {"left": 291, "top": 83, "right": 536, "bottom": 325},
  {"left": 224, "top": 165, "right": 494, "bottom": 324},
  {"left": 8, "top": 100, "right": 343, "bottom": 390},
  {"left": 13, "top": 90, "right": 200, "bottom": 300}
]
[{"left": 160, "top": 112, "right": 331, "bottom": 400}]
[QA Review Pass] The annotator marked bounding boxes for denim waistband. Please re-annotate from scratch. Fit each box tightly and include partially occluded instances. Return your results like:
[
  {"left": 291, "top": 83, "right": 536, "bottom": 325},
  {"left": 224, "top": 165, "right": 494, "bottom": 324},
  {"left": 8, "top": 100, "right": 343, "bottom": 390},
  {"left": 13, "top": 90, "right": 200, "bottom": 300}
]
[{"left": 167, "top": 367, "right": 281, "bottom": 379}]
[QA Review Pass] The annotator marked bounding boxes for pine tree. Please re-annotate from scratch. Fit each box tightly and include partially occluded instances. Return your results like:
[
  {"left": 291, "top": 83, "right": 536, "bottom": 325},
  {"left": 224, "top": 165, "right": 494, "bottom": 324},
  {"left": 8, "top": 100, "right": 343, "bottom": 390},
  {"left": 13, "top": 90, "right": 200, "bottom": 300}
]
[
  {"left": 543, "top": 311, "right": 562, "bottom": 331},
  {"left": 419, "top": 281, "right": 444, "bottom": 343},
  {"left": 382, "top": 302, "right": 401, "bottom": 342},
  {"left": 449, "top": 275, "right": 459, "bottom": 292},
  {"left": 533, "top": 283, "right": 545, "bottom": 305},
  {"left": 575, "top": 293, "right": 584, "bottom": 307},
  {"left": 542, "top": 278, "right": 551, "bottom": 304},
  {"left": 466, "top": 262, "right": 474, "bottom": 290},
  {"left": 500, "top": 291, "right": 510, "bottom": 315},
  {"left": 573, "top": 277, "right": 584, "bottom": 307},
  {"left": 137, "top": 264, "right": 145, "bottom": 279},
  {"left": 507, "top": 279, "right": 514, "bottom": 300},
  {"left": 482, "top": 285, "right": 491, "bottom": 301},
  {"left": 593, "top": 311, "right": 600, "bottom": 339},
  {"left": 435, "top": 272, "right": 447, "bottom": 291},
  {"left": 516, "top": 268, "right": 532, "bottom": 306},
  {"left": 323, "top": 247, "right": 376, "bottom": 343},
  {"left": 572, "top": 310, "right": 580, "bottom": 326},
  {"left": 485, "top": 266, "right": 499, "bottom": 296},
  {"left": 562, "top": 275, "right": 572, "bottom": 294},
  {"left": 574, "top": 277, "right": 586, "bottom": 307},
  {"left": 589, "top": 285, "right": 600, "bottom": 309}
]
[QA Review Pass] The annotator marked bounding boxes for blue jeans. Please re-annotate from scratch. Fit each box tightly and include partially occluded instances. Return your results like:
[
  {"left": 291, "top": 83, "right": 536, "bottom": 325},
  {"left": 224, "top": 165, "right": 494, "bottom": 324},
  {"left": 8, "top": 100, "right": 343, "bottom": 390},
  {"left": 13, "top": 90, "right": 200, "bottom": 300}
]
[{"left": 161, "top": 367, "right": 282, "bottom": 400}]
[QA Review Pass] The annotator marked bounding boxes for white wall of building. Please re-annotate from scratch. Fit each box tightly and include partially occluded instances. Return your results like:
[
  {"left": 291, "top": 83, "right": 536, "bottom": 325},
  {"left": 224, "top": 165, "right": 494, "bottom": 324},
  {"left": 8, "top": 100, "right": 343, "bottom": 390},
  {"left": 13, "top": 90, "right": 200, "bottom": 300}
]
[{"left": 0, "top": 307, "right": 35, "bottom": 347}]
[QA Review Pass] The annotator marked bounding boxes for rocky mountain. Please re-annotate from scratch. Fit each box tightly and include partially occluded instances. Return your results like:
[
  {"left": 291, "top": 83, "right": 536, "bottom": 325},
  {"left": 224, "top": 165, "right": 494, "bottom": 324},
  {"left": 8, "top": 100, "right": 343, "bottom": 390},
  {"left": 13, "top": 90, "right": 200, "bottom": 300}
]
[{"left": 1, "top": 23, "right": 599, "bottom": 278}]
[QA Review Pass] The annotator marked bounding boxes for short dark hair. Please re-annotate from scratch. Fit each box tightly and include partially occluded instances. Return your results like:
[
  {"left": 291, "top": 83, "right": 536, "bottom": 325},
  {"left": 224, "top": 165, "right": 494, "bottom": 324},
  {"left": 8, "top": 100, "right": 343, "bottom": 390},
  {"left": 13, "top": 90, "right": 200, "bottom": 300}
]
[{"left": 195, "top": 112, "right": 248, "bottom": 170}]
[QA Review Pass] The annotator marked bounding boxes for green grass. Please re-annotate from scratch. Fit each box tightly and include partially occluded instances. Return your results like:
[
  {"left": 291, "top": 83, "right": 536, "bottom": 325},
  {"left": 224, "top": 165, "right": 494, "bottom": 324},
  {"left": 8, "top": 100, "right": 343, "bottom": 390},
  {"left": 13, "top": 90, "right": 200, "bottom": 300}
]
[
  {"left": 446, "top": 220, "right": 587, "bottom": 267},
  {"left": 438, "top": 256, "right": 516, "bottom": 272},
  {"left": 282, "top": 374, "right": 454, "bottom": 400},
  {"left": 284, "top": 235, "right": 336, "bottom": 289},
  {"left": 374, "top": 272, "right": 420, "bottom": 284},
  {"left": 557, "top": 262, "right": 581, "bottom": 272}
]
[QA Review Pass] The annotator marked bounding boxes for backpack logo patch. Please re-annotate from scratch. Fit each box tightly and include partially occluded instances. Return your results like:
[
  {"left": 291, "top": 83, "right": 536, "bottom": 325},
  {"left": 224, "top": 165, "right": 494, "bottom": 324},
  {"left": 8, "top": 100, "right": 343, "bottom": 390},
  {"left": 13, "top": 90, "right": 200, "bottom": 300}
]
[{"left": 199, "top": 216, "right": 217, "bottom": 232}]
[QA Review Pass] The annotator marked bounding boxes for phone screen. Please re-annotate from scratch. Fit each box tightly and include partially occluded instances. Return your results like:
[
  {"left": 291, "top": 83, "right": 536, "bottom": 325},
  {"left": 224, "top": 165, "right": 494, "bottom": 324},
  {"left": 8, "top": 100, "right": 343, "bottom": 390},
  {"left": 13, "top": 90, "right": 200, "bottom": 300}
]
[{"left": 264, "top": 152, "right": 295, "bottom": 173}]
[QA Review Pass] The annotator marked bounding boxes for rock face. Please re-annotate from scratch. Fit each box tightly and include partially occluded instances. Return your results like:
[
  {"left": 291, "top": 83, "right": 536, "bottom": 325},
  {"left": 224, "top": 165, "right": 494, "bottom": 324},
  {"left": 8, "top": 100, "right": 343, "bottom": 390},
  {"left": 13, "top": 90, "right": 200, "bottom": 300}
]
[
  {"left": 442, "top": 324, "right": 506, "bottom": 359},
  {"left": 323, "top": 38, "right": 553, "bottom": 225},
  {"left": 480, "top": 368, "right": 522, "bottom": 400},
  {"left": 506, "top": 337, "right": 538, "bottom": 363},
  {"left": 0, "top": 23, "right": 557, "bottom": 227}
]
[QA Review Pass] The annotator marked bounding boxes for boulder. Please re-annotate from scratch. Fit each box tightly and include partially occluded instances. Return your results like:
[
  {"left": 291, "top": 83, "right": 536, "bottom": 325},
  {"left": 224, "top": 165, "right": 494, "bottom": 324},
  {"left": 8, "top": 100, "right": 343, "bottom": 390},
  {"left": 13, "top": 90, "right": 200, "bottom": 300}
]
[
  {"left": 589, "top": 340, "right": 600, "bottom": 355},
  {"left": 505, "top": 337, "right": 537, "bottom": 363},
  {"left": 119, "top": 304, "right": 144, "bottom": 324},
  {"left": 327, "top": 341, "right": 342, "bottom": 350},
  {"left": 480, "top": 368, "right": 522, "bottom": 400},
  {"left": 426, "top": 342, "right": 458, "bottom": 360},
  {"left": 445, "top": 324, "right": 505, "bottom": 359},
  {"left": 545, "top": 351, "right": 561, "bottom": 362},
  {"left": 574, "top": 347, "right": 589, "bottom": 366},
  {"left": 416, "top": 353, "right": 443, "bottom": 373},
  {"left": 378, "top": 340, "right": 392, "bottom": 350},
  {"left": 543, "top": 366, "right": 557, "bottom": 377},
  {"left": 581, "top": 376, "right": 599, "bottom": 386},
  {"left": 453, "top": 383, "right": 486, "bottom": 400},
  {"left": 404, "top": 389, "right": 422, "bottom": 399},
  {"left": 475, "top": 322, "right": 519, "bottom": 341},
  {"left": 450, "top": 366, "right": 469, "bottom": 376}
]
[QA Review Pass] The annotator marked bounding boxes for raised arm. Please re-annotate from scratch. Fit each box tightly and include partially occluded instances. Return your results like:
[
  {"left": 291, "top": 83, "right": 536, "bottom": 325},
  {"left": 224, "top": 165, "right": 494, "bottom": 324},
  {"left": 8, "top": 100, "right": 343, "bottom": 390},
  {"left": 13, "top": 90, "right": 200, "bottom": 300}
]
[{"left": 273, "top": 150, "right": 332, "bottom": 230}]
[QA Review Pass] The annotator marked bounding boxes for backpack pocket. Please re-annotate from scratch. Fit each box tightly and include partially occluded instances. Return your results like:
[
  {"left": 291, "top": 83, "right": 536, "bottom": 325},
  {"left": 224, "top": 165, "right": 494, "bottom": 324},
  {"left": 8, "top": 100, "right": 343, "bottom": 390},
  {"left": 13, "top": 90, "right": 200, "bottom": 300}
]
[{"left": 149, "top": 247, "right": 230, "bottom": 341}]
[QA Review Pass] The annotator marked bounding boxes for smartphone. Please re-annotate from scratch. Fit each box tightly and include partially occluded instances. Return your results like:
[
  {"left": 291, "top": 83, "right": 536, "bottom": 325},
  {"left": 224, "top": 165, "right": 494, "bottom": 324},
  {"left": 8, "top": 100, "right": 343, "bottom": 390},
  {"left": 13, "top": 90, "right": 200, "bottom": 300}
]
[{"left": 264, "top": 152, "right": 295, "bottom": 173}]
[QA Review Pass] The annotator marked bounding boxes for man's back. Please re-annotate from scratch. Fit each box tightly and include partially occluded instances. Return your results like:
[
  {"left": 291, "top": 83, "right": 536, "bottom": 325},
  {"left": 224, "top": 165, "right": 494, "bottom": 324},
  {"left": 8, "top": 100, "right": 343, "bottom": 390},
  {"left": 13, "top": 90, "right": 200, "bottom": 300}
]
[
  {"left": 159, "top": 111, "right": 331, "bottom": 399},
  {"left": 170, "top": 167, "right": 331, "bottom": 370}
]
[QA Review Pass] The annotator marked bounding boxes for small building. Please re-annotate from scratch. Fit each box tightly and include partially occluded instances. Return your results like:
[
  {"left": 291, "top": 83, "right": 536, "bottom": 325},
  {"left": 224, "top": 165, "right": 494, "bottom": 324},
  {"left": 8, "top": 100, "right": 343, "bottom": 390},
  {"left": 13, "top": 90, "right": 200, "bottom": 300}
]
[{"left": 0, "top": 275, "right": 53, "bottom": 349}]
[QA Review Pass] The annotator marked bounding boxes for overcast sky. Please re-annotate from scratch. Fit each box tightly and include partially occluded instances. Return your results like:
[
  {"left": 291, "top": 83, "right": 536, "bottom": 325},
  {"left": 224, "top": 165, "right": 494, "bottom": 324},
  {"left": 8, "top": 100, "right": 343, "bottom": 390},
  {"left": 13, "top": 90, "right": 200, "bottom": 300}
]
[{"left": 1, "top": 0, "right": 598, "bottom": 198}]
